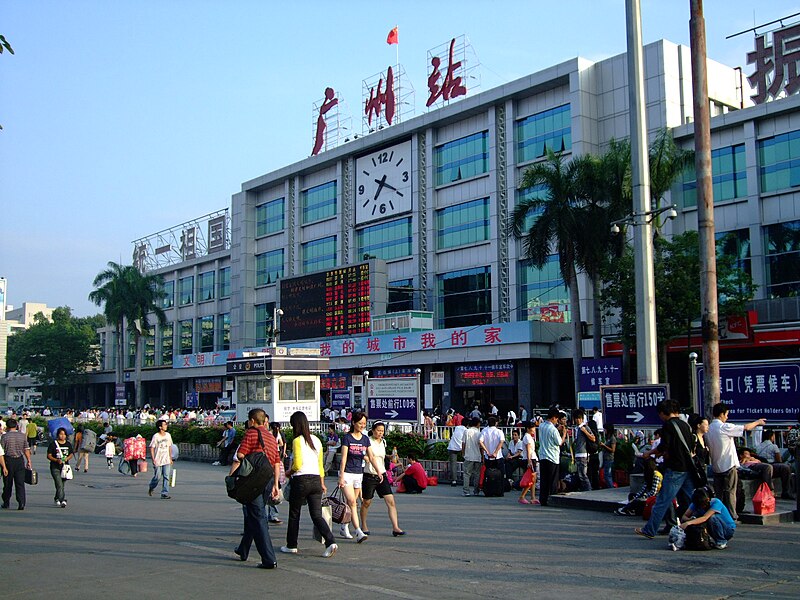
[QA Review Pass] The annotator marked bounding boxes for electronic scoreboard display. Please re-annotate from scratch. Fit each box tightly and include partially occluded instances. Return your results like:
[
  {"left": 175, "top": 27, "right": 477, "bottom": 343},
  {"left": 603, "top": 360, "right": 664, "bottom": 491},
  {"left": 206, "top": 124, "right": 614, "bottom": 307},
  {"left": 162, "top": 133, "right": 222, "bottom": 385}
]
[{"left": 280, "top": 263, "right": 372, "bottom": 341}]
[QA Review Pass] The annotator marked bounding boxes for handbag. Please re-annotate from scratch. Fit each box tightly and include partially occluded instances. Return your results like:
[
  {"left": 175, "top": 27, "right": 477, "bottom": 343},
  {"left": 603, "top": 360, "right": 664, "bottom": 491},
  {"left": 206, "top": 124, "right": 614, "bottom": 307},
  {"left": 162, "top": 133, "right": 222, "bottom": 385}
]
[
  {"left": 61, "top": 464, "right": 74, "bottom": 480},
  {"left": 313, "top": 503, "right": 334, "bottom": 543},
  {"left": 324, "top": 486, "right": 352, "bottom": 524},
  {"left": 25, "top": 468, "right": 38, "bottom": 485}
]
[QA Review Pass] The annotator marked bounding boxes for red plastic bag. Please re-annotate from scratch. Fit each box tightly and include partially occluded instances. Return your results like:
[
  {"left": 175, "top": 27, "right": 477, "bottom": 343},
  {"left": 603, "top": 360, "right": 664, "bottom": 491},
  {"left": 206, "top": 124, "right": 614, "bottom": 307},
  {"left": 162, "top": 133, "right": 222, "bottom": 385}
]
[
  {"left": 753, "top": 482, "right": 775, "bottom": 515},
  {"left": 427, "top": 476, "right": 438, "bottom": 486},
  {"left": 478, "top": 464, "right": 486, "bottom": 489},
  {"left": 643, "top": 496, "right": 657, "bottom": 521},
  {"left": 520, "top": 467, "right": 534, "bottom": 488}
]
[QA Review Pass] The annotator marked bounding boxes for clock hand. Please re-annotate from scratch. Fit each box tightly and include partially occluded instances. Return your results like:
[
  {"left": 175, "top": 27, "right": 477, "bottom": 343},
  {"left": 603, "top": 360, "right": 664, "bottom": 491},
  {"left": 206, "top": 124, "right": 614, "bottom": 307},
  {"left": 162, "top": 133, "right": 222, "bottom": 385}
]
[
  {"left": 373, "top": 175, "right": 387, "bottom": 200},
  {"left": 382, "top": 181, "right": 398, "bottom": 192}
]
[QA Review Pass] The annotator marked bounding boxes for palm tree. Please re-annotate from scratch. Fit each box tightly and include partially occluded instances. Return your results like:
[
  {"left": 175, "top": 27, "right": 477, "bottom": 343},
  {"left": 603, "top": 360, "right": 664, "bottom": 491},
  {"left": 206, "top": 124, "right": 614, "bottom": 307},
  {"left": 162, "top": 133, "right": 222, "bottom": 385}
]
[
  {"left": 89, "top": 262, "right": 130, "bottom": 389},
  {"left": 90, "top": 262, "right": 166, "bottom": 407},
  {"left": 127, "top": 269, "right": 167, "bottom": 409},
  {"left": 511, "top": 150, "right": 596, "bottom": 395}
]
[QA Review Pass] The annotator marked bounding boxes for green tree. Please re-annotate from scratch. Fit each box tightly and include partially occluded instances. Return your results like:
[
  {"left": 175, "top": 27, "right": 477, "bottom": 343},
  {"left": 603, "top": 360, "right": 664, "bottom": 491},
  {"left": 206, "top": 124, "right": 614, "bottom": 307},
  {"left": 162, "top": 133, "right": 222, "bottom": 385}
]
[
  {"left": 89, "top": 262, "right": 166, "bottom": 407},
  {"left": 602, "top": 231, "right": 756, "bottom": 382},
  {"left": 7, "top": 307, "right": 98, "bottom": 401},
  {"left": 511, "top": 150, "right": 597, "bottom": 394}
]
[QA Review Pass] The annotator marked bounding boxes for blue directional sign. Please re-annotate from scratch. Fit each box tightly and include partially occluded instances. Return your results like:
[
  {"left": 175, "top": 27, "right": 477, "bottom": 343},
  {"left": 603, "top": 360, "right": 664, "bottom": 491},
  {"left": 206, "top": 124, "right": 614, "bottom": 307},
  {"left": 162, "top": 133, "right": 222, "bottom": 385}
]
[
  {"left": 599, "top": 384, "right": 670, "bottom": 427},
  {"left": 366, "top": 377, "right": 419, "bottom": 422},
  {"left": 580, "top": 358, "right": 623, "bottom": 392},
  {"left": 697, "top": 360, "right": 800, "bottom": 423}
]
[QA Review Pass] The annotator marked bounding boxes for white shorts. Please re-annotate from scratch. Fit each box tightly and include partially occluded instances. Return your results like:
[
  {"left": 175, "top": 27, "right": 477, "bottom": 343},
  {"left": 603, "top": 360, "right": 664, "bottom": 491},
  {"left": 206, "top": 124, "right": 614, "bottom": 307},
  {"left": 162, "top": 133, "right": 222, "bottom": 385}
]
[{"left": 341, "top": 472, "right": 363, "bottom": 489}]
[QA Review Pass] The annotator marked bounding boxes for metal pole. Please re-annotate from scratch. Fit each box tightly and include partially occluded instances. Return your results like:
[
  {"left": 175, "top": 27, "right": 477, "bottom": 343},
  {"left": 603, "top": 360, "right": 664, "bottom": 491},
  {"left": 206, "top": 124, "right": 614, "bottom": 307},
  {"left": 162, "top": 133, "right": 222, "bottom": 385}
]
[
  {"left": 626, "top": 0, "right": 658, "bottom": 384},
  {"left": 689, "top": 352, "right": 699, "bottom": 413},
  {"left": 689, "top": 0, "right": 720, "bottom": 415}
]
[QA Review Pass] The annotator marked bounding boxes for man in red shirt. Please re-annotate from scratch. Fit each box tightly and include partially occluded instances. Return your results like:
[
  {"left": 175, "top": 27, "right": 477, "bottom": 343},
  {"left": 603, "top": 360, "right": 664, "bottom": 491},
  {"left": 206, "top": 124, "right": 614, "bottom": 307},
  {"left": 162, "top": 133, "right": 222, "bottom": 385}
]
[
  {"left": 231, "top": 409, "right": 282, "bottom": 569},
  {"left": 396, "top": 453, "right": 428, "bottom": 494}
]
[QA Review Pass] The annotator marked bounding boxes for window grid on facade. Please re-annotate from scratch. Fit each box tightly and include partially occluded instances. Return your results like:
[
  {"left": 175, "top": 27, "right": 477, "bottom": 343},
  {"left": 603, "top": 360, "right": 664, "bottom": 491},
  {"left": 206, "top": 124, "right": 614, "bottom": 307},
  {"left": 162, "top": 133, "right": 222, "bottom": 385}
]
[
  {"left": 144, "top": 326, "right": 155, "bottom": 367},
  {"left": 179, "top": 319, "right": 193, "bottom": 355},
  {"left": 256, "top": 197, "right": 285, "bottom": 237},
  {"left": 199, "top": 315, "right": 214, "bottom": 353},
  {"left": 256, "top": 249, "right": 285, "bottom": 286},
  {"left": 515, "top": 185, "right": 547, "bottom": 232},
  {"left": 759, "top": 130, "right": 800, "bottom": 192},
  {"left": 357, "top": 218, "right": 412, "bottom": 260},
  {"left": 716, "top": 229, "right": 752, "bottom": 300},
  {"left": 197, "top": 271, "right": 215, "bottom": 302},
  {"left": 254, "top": 303, "right": 275, "bottom": 346},
  {"left": 680, "top": 144, "right": 747, "bottom": 207},
  {"left": 161, "top": 280, "right": 175, "bottom": 309},
  {"left": 437, "top": 266, "right": 492, "bottom": 329},
  {"left": 435, "top": 131, "right": 489, "bottom": 186},
  {"left": 127, "top": 337, "right": 136, "bottom": 369},
  {"left": 301, "top": 181, "right": 337, "bottom": 223},
  {"left": 437, "top": 198, "right": 490, "bottom": 249},
  {"left": 764, "top": 220, "right": 800, "bottom": 297},
  {"left": 516, "top": 104, "right": 571, "bottom": 164},
  {"left": 179, "top": 276, "right": 194, "bottom": 305},
  {"left": 160, "top": 323, "right": 173, "bottom": 365},
  {"left": 388, "top": 278, "right": 414, "bottom": 313},
  {"left": 517, "top": 256, "right": 571, "bottom": 322},
  {"left": 302, "top": 236, "right": 336, "bottom": 273},
  {"left": 217, "top": 313, "right": 230, "bottom": 350},
  {"left": 218, "top": 267, "right": 231, "bottom": 298}
]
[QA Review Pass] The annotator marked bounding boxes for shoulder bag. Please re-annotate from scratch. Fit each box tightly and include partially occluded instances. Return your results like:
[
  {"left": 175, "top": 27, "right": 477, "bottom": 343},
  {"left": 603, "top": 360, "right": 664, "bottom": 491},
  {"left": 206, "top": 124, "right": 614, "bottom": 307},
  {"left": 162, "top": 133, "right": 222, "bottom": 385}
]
[
  {"left": 669, "top": 420, "right": 707, "bottom": 488},
  {"left": 324, "top": 486, "right": 352, "bottom": 524}
]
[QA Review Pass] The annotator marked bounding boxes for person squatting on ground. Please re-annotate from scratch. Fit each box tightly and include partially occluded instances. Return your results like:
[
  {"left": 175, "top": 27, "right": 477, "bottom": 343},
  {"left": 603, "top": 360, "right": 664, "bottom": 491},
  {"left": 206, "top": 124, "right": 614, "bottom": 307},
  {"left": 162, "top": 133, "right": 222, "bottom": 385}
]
[
  {"left": 280, "top": 411, "right": 338, "bottom": 558},
  {"left": 360, "top": 421, "right": 405, "bottom": 537},
  {"left": 337, "top": 411, "right": 384, "bottom": 543},
  {"left": 680, "top": 487, "right": 736, "bottom": 549},
  {"left": 47, "top": 427, "right": 74, "bottom": 508},
  {"left": 395, "top": 453, "right": 428, "bottom": 494}
]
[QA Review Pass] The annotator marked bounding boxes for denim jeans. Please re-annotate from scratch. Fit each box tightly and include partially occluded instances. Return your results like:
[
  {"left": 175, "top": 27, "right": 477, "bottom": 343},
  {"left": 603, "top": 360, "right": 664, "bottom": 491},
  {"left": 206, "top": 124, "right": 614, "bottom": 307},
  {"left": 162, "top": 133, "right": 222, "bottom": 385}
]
[
  {"left": 643, "top": 469, "right": 695, "bottom": 537},
  {"left": 706, "top": 513, "right": 735, "bottom": 545},
  {"left": 603, "top": 460, "right": 614, "bottom": 488},
  {"left": 236, "top": 491, "right": 277, "bottom": 565},
  {"left": 575, "top": 456, "right": 591, "bottom": 491},
  {"left": 50, "top": 466, "right": 66, "bottom": 502},
  {"left": 148, "top": 463, "right": 172, "bottom": 497},
  {"left": 286, "top": 475, "right": 335, "bottom": 548}
]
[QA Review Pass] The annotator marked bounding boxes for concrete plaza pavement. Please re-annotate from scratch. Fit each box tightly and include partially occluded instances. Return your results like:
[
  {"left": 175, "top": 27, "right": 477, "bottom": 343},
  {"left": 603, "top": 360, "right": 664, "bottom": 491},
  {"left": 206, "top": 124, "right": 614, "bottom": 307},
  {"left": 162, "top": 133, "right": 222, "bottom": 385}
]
[{"left": 2, "top": 453, "right": 799, "bottom": 600}]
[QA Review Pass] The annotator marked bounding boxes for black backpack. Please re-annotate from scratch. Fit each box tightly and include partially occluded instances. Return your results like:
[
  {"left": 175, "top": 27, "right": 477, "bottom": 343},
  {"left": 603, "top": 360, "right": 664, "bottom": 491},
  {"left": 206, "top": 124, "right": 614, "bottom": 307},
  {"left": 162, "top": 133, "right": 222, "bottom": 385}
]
[
  {"left": 684, "top": 523, "right": 713, "bottom": 551},
  {"left": 225, "top": 429, "right": 275, "bottom": 504},
  {"left": 585, "top": 420, "right": 599, "bottom": 454}
]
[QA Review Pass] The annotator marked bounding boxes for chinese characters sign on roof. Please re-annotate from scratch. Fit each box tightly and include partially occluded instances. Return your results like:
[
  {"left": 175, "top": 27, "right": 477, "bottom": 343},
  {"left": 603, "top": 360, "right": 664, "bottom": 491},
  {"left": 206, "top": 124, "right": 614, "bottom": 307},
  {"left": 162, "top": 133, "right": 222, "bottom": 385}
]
[{"left": 748, "top": 23, "right": 800, "bottom": 104}]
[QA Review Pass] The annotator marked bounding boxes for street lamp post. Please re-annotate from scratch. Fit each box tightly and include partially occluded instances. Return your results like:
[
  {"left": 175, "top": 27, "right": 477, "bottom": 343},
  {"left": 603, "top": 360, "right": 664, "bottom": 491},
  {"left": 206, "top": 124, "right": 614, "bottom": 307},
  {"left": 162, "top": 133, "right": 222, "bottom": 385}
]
[
  {"left": 270, "top": 307, "right": 284, "bottom": 349},
  {"left": 626, "top": 0, "right": 658, "bottom": 384}
]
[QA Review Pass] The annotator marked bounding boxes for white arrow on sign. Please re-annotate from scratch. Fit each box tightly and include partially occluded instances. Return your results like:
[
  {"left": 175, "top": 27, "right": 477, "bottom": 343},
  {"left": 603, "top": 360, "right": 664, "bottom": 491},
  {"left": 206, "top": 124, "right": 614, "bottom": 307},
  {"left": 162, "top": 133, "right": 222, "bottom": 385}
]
[
  {"left": 386, "top": 410, "right": 399, "bottom": 418},
  {"left": 626, "top": 411, "right": 644, "bottom": 423}
]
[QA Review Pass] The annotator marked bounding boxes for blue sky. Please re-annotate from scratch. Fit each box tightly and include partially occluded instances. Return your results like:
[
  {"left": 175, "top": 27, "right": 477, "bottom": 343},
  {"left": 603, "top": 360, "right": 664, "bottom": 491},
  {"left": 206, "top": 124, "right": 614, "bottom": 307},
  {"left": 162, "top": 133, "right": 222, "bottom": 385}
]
[{"left": 1, "top": 0, "right": 797, "bottom": 316}]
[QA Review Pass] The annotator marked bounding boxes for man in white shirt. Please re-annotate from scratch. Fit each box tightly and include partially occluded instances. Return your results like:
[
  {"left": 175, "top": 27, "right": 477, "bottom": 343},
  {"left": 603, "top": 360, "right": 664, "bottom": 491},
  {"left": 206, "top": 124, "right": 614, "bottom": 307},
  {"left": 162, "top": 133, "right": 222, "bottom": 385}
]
[
  {"left": 506, "top": 409, "right": 517, "bottom": 427},
  {"left": 519, "top": 405, "right": 528, "bottom": 422},
  {"left": 447, "top": 420, "right": 468, "bottom": 487},
  {"left": 479, "top": 416, "right": 505, "bottom": 461},
  {"left": 706, "top": 402, "right": 766, "bottom": 520},
  {"left": 461, "top": 418, "right": 482, "bottom": 496},
  {"left": 488, "top": 403, "right": 499, "bottom": 416},
  {"left": 592, "top": 407, "right": 604, "bottom": 432}
]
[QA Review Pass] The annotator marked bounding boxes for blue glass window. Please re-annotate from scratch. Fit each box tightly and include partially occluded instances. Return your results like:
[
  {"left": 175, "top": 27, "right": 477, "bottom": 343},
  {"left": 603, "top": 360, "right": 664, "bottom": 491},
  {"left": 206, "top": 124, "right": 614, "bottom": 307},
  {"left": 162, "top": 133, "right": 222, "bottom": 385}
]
[
  {"left": 764, "top": 220, "right": 800, "bottom": 297},
  {"left": 256, "top": 249, "right": 284, "bottom": 286},
  {"left": 218, "top": 267, "right": 231, "bottom": 298},
  {"left": 437, "top": 266, "right": 491, "bottom": 329},
  {"left": 197, "top": 271, "right": 215, "bottom": 302},
  {"left": 161, "top": 280, "right": 175, "bottom": 309},
  {"left": 179, "top": 276, "right": 194, "bottom": 305},
  {"left": 680, "top": 144, "right": 747, "bottom": 207},
  {"left": 357, "top": 218, "right": 412, "bottom": 260},
  {"left": 517, "top": 257, "right": 571, "bottom": 322},
  {"left": 516, "top": 104, "right": 571, "bottom": 163},
  {"left": 160, "top": 323, "right": 173, "bottom": 365},
  {"left": 179, "top": 319, "right": 193, "bottom": 355},
  {"left": 302, "top": 236, "right": 336, "bottom": 273},
  {"left": 199, "top": 315, "right": 214, "bottom": 353},
  {"left": 437, "top": 198, "right": 490, "bottom": 249},
  {"left": 256, "top": 198, "right": 285, "bottom": 236},
  {"left": 759, "top": 130, "right": 800, "bottom": 192},
  {"left": 435, "top": 132, "right": 489, "bottom": 186},
  {"left": 302, "top": 181, "right": 337, "bottom": 223},
  {"left": 217, "top": 313, "right": 230, "bottom": 351}
]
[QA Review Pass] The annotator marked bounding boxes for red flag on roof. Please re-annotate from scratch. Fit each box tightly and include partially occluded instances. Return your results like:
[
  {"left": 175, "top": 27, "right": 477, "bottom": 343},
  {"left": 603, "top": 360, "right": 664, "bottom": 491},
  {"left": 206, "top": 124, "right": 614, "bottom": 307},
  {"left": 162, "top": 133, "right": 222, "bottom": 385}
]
[{"left": 387, "top": 26, "right": 398, "bottom": 45}]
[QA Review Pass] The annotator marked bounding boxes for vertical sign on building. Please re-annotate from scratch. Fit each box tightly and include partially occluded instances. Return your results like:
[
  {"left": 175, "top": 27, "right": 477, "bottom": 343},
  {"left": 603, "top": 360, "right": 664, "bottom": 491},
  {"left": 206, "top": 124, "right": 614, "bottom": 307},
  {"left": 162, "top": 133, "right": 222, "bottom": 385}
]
[
  {"left": 207, "top": 215, "right": 227, "bottom": 253},
  {"left": 181, "top": 227, "right": 197, "bottom": 260},
  {"left": 747, "top": 23, "right": 800, "bottom": 104},
  {"left": 132, "top": 244, "right": 148, "bottom": 271},
  {"left": 425, "top": 35, "right": 480, "bottom": 109}
]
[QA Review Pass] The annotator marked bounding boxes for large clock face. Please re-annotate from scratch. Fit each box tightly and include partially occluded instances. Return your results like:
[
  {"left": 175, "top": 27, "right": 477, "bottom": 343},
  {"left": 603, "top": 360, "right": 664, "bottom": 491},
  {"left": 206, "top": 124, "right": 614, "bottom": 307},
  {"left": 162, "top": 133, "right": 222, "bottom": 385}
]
[{"left": 355, "top": 140, "right": 412, "bottom": 225}]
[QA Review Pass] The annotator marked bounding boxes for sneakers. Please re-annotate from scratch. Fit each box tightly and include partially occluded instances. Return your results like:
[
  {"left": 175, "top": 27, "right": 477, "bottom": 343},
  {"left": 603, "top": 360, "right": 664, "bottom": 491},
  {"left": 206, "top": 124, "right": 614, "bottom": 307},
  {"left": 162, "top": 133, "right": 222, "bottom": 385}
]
[
  {"left": 450, "top": 480, "right": 458, "bottom": 487},
  {"left": 713, "top": 540, "right": 728, "bottom": 550},
  {"left": 54, "top": 500, "right": 62, "bottom": 507},
  {"left": 269, "top": 518, "right": 283, "bottom": 524},
  {"left": 280, "top": 546, "right": 298, "bottom": 554},
  {"left": 211, "top": 461, "right": 221, "bottom": 466},
  {"left": 339, "top": 525, "right": 353, "bottom": 539},
  {"left": 61, "top": 500, "right": 67, "bottom": 508},
  {"left": 355, "top": 530, "right": 368, "bottom": 544},
  {"left": 518, "top": 498, "right": 531, "bottom": 505},
  {"left": 462, "top": 490, "right": 471, "bottom": 497},
  {"left": 161, "top": 495, "right": 171, "bottom": 500},
  {"left": 323, "top": 543, "right": 338, "bottom": 558}
]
